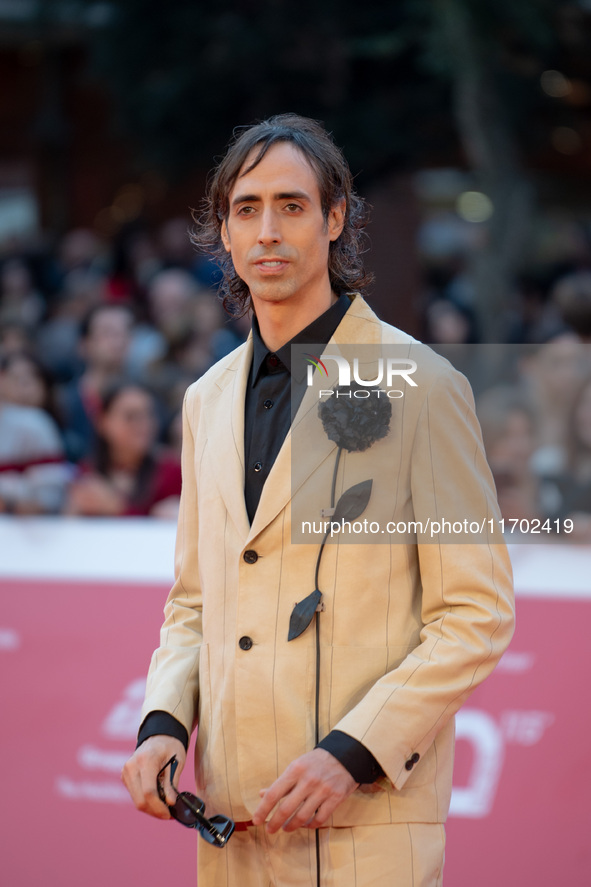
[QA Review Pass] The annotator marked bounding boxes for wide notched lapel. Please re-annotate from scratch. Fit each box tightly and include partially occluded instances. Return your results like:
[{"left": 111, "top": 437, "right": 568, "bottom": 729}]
[
  {"left": 202, "top": 338, "right": 252, "bottom": 541},
  {"left": 246, "top": 295, "right": 385, "bottom": 544},
  {"left": 245, "top": 353, "right": 340, "bottom": 544}
]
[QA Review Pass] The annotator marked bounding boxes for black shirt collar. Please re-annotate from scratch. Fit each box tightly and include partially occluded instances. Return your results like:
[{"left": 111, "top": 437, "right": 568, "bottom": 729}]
[{"left": 250, "top": 293, "right": 351, "bottom": 387}]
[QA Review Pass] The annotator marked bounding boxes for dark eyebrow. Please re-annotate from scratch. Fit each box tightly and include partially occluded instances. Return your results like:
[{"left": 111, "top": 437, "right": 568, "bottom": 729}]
[
  {"left": 231, "top": 190, "right": 311, "bottom": 208},
  {"left": 231, "top": 193, "right": 258, "bottom": 207},
  {"left": 275, "top": 191, "right": 311, "bottom": 202}
]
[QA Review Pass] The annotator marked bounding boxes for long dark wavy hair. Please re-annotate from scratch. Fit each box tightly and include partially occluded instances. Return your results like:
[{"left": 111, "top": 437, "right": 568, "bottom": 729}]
[{"left": 191, "top": 113, "right": 373, "bottom": 316}]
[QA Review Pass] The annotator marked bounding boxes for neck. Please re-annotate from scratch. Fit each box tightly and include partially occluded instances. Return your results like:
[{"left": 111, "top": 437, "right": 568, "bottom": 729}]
[{"left": 253, "top": 290, "right": 337, "bottom": 352}]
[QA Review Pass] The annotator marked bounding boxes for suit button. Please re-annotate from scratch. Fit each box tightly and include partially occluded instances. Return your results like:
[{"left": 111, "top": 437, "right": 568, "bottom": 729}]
[
  {"left": 263, "top": 399, "right": 274, "bottom": 410},
  {"left": 243, "top": 550, "right": 258, "bottom": 564},
  {"left": 253, "top": 461, "right": 263, "bottom": 472},
  {"left": 405, "top": 752, "right": 420, "bottom": 771},
  {"left": 239, "top": 636, "right": 253, "bottom": 651}
]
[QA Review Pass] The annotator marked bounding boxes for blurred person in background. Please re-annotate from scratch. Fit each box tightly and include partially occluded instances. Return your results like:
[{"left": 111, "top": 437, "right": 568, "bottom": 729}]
[
  {"left": 193, "top": 287, "right": 247, "bottom": 363},
  {"left": 503, "top": 273, "right": 566, "bottom": 345},
  {"left": 0, "top": 257, "right": 45, "bottom": 331},
  {"left": 124, "top": 227, "right": 162, "bottom": 293},
  {"left": 165, "top": 287, "right": 234, "bottom": 379},
  {"left": 58, "top": 302, "right": 135, "bottom": 461},
  {"left": 159, "top": 216, "right": 201, "bottom": 273},
  {"left": 128, "top": 267, "right": 200, "bottom": 377},
  {"left": 64, "top": 380, "right": 181, "bottom": 518},
  {"left": 138, "top": 276, "right": 243, "bottom": 421},
  {"left": 56, "top": 228, "right": 105, "bottom": 282},
  {"left": 106, "top": 223, "right": 152, "bottom": 304},
  {"left": 160, "top": 215, "right": 223, "bottom": 287},
  {"left": 424, "top": 296, "right": 479, "bottom": 346},
  {"left": 0, "top": 351, "right": 61, "bottom": 422},
  {"left": 422, "top": 296, "right": 487, "bottom": 392},
  {"left": 162, "top": 406, "right": 183, "bottom": 462},
  {"left": 517, "top": 333, "right": 591, "bottom": 481},
  {"left": 0, "top": 358, "right": 70, "bottom": 515},
  {"left": 36, "top": 268, "right": 106, "bottom": 383},
  {"left": 546, "top": 374, "right": 591, "bottom": 541},
  {"left": 0, "top": 319, "right": 35, "bottom": 357},
  {"left": 476, "top": 386, "right": 542, "bottom": 523},
  {"left": 553, "top": 271, "right": 591, "bottom": 344}
]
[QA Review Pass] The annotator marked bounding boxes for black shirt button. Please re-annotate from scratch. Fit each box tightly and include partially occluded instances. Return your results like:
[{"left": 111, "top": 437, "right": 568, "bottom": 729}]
[
  {"left": 263, "top": 399, "right": 274, "bottom": 410},
  {"left": 239, "top": 636, "right": 253, "bottom": 651},
  {"left": 253, "top": 461, "right": 263, "bottom": 472},
  {"left": 243, "top": 550, "right": 258, "bottom": 564}
]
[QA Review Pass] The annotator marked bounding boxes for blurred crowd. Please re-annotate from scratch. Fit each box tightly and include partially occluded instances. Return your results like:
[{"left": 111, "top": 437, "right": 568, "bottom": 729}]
[
  {"left": 473, "top": 335, "right": 591, "bottom": 542},
  {"left": 419, "top": 253, "right": 591, "bottom": 541},
  {"left": 0, "top": 219, "right": 249, "bottom": 519},
  {"left": 1, "top": 216, "right": 591, "bottom": 537}
]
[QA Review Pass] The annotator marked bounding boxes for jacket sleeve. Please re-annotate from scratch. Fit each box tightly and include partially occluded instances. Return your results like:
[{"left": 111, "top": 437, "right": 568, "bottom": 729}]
[
  {"left": 139, "top": 386, "right": 203, "bottom": 739},
  {"left": 332, "top": 365, "right": 515, "bottom": 791}
]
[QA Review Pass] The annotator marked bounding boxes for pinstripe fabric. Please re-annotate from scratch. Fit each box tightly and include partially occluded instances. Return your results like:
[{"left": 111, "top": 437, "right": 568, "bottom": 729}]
[
  {"left": 196, "top": 822, "right": 445, "bottom": 886},
  {"left": 141, "top": 294, "right": 515, "bottom": 843}
]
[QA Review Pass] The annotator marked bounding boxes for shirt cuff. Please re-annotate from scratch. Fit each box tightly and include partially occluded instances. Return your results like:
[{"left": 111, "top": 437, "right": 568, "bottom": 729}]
[
  {"left": 316, "top": 730, "right": 384, "bottom": 784},
  {"left": 136, "top": 711, "right": 189, "bottom": 750}
]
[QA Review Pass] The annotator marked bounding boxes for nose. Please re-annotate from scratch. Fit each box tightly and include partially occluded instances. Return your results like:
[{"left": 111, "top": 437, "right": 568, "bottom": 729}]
[{"left": 257, "top": 208, "right": 281, "bottom": 245}]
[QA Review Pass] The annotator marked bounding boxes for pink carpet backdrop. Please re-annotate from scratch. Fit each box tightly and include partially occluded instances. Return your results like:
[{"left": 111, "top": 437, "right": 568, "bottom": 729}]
[{"left": 1, "top": 518, "right": 589, "bottom": 886}]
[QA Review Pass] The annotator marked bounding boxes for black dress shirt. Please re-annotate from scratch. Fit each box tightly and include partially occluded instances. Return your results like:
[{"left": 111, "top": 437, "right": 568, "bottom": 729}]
[
  {"left": 138, "top": 294, "right": 384, "bottom": 785},
  {"left": 243, "top": 293, "right": 349, "bottom": 523}
]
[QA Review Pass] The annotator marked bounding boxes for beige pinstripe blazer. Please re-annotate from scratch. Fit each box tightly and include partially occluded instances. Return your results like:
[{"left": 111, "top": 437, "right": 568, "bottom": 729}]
[{"left": 141, "top": 294, "right": 515, "bottom": 826}]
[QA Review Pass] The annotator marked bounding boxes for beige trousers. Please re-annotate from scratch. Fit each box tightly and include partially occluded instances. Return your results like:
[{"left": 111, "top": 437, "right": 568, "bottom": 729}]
[{"left": 197, "top": 822, "right": 445, "bottom": 886}]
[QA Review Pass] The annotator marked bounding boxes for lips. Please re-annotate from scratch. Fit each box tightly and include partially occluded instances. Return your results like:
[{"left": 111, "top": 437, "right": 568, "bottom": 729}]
[
  {"left": 253, "top": 257, "right": 290, "bottom": 274},
  {"left": 254, "top": 257, "right": 289, "bottom": 266}
]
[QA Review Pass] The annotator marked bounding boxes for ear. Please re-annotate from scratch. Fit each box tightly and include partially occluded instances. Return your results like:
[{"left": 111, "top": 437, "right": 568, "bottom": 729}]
[
  {"left": 327, "top": 198, "right": 346, "bottom": 242},
  {"left": 221, "top": 219, "right": 231, "bottom": 253}
]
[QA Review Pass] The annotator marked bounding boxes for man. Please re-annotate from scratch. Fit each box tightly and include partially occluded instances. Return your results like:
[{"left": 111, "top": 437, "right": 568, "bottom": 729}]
[{"left": 122, "top": 114, "right": 515, "bottom": 886}]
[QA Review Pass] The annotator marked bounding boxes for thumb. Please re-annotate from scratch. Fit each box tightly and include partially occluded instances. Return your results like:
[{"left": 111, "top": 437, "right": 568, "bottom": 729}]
[
  {"left": 165, "top": 761, "right": 184, "bottom": 807},
  {"left": 164, "top": 782, "right": 179, "bottom": 807},
  {"left": 158, "top": 757, "right": 184, "bottom": 807}
]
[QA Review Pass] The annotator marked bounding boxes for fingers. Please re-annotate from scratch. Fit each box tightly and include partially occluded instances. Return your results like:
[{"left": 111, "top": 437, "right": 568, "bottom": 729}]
[
  {"left": 252, "top": 749, "right": 358, "bottom": 834},
  {"left": 267, "top": 782, "right": 340, "bottom": 833},
  {"left": 121, "top": 735, "right": 186, "bottom": 819},
  {"left": 252, "top": 773, "right": 294, "bottom": 828},
  {"left": 260, "top": 779, "right": 334, "bottom": 834}
]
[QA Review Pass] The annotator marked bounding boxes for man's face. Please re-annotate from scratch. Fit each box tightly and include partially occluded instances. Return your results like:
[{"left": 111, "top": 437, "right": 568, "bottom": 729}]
[{"left": 221, "top": 141, "right": 344, "bottom": 313}]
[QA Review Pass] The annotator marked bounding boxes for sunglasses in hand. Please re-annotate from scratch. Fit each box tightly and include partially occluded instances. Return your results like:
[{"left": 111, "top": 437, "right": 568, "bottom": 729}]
[{"left": 157, "top": 755, "right": 235, "bottom": 847}]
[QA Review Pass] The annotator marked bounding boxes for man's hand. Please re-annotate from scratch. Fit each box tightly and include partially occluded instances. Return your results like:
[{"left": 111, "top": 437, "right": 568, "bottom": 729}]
[
  {"left": 252, "top": 748, "right": 358, "bottom": 834},
  {"left": 121, "top": 735, "right": 186, "bottom": 819}
]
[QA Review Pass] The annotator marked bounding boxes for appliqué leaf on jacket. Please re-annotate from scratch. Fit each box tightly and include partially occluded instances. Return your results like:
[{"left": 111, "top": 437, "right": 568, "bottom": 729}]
[
  {"left": 288, "top": 383, "right": 392, "bottom": 642},
  {"left": 287, "top": 588, "right": 323, "bottom": 641},
  {"left": 332, "top": 479, "right": 373, "bottom": 524}
]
